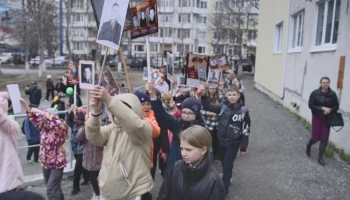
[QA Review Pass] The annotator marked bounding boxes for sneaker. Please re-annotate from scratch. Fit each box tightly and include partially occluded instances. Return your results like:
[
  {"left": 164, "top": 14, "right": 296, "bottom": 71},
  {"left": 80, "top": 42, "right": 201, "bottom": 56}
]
[
  {"left": 91, "top": 194, "right": 100, "bottom": 200},
  {"left": 27, "top": 160, "right": 33, "bottom": 164}
]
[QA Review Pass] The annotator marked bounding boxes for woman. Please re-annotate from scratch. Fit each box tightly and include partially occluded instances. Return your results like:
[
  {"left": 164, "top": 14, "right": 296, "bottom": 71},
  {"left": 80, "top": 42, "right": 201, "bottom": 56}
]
[
  {"left": 307, "top": 77, "right": 339, "bottom": 166},
  {"left": 200, "top": 86, "right": 220, "bottom": 160},
  {"left": 20, "top": 100, "right": 67, "bottom": 200},
  {"left": 157, "top": 125, "right": 226, "bottom": 200},
  {"left": 200, "top": 86, "right": 251, "bottom": 194},
  {"left": 146, "top": 81, "right": 205, "bottom": 177},
  {"left": 86, "top": 85, "right": 153, "bottom": 200}
]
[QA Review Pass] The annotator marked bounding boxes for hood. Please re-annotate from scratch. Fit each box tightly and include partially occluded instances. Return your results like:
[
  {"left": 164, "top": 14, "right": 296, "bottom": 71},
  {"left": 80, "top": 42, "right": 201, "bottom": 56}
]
[
  {"left": 113, "top": 93, "right": 143, "bottom": 119},
  {"left": 0, "top": 91, "right": 9, "bottom": 114}
]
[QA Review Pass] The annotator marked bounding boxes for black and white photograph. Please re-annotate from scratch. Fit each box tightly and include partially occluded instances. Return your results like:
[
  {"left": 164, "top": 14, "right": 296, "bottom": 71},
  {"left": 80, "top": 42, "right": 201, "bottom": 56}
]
[
  {"left": 140, "top": 9, "right": 147, "bottom": 27},
  {"left": 198, "top": 66, "right": 206, "bottom": 82},
  {"left": 219, "top": 55, "right": 227, "bottom": 66},
  {"left": 101, "top": 69, "right": 119, "bottom": 95},
  {"left": 132, "top": 14, "right": 139, "bottom": 30},
  {"left": 210, "top": 57, "right": 217, "bottom": 67},
  {"left": 151, "top": 70, "right": 163, "bottom": 85},
  {"left": 166, "top": 52, "right": 174, "bottom": 82},
  {"left": 96, "top": 0, "right": 130, "bottom": 50},
  {"left": 79, "top": 61, "right": 95, "bottom": 89},
  {"left": 148, "top": 6, "right": 156, "bottom": 24},
  {"left": 207, "top": 68, "right": 221, "bottom": 88},
  {"left": 209, "top": 54, "right": 230, "bottom": 70}
]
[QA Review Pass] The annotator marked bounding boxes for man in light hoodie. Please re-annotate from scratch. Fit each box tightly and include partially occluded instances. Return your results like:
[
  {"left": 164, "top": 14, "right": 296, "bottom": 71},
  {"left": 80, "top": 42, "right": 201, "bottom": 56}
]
[{"left": 86, "top": 85, "right": 153, "bottom": 200}]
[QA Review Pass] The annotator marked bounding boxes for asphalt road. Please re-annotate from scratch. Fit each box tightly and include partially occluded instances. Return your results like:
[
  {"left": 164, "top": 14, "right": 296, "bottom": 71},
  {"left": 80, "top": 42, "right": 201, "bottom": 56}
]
[{"left": 24, "top": 76, "right": 350, "bottom": 200}]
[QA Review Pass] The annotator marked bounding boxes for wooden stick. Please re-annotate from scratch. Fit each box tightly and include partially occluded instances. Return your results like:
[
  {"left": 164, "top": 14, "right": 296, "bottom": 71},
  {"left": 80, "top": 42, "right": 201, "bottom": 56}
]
[
  {"left": 86, "top": 89, "right": 90, "bottom": 114},
  {"left": 119, "top": 45, "right": 133, "bottom": 93},
  {"left": 98, "top": 47, "right": 109, "bottom": 84}
]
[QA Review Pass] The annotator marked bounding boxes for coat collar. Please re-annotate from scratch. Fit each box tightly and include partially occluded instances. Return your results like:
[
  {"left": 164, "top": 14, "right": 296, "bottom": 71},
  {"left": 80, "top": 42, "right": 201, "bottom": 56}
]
[{"left": 181, "top": 156, "right": 211, "bottom": 183}]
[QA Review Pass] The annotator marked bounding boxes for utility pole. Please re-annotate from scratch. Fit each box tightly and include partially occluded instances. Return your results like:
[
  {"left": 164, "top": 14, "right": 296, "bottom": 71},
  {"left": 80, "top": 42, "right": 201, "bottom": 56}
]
[{"left": 59, "top": 0, "right": 63, "bottom": 55}]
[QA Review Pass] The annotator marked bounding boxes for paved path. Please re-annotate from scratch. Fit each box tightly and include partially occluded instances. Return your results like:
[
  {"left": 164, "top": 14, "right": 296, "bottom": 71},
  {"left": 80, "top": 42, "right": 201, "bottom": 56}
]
[{"left": 25, "top": 76, "right": 350, "bottom": 200}]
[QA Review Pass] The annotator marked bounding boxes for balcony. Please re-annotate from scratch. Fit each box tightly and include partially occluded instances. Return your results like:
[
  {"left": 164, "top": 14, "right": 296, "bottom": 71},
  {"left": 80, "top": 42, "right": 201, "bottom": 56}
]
[
  {"left": 149, "top": 37, "right": 173, "bottom": 44},
  {"left": 158, "top": 6, "right": 174, "bottom": 13},
  {"left": 192, "top": 7, "right": 209, "bottom": 15}
]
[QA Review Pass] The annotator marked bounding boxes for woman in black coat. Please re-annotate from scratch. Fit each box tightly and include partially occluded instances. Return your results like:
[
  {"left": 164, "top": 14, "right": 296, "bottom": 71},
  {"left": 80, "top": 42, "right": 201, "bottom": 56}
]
[
  {"left": 157, "top": 126, "right": 225, "bottom": 200},
  {"left": 307, "top": 77, "right": 339, "bottom": 166}
]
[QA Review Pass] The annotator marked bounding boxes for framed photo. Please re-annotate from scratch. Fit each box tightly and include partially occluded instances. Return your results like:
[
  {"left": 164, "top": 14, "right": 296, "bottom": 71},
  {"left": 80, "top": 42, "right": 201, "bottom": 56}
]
[
  {"left": 130, "top": 0, "right": 158, "bottom": 39},
  {"left": 79, "top": 61, "right": 95, "bottom": 89},
  {"left": 67, "top": 61, "right": 79, "bottom": 84},
  {"left": 96, "top": 0, "right": 130, "bottom": 50},
  {"left": 101, "top": 68, "right": 120, "bottom": 95},
  {"left": 187, "top": 54, "right": 208, "bottom": 88},
  {"left": 207, "top": 68, "right": 222, "bottom": 88},
  {"left": 209, "top": 54, "right": 230, "bottom": 70},
  {"left": 151, "top": 70, "right": 163, "bottom": 85},
  {"left": 198, "top": 66, "right": 206, "bottom": 82}
]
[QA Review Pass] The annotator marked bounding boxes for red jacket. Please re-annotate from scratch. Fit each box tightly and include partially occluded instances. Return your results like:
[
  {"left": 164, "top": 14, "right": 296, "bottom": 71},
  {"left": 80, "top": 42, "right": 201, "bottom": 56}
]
[{"left": 144, "top": 110, "right": 160, "bottom": 168}]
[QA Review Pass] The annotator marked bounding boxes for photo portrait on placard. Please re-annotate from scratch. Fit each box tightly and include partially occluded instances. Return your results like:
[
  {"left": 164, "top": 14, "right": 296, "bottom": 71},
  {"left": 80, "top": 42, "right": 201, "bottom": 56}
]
[
  {"left": 67, "top": 61, "right": 79, "bottom": 84},
  {"left": 209, "top": 54, "right": 230, "bottom": 70},
  {"left": 166, "top": 52, "right": 174, "bottom": 82},
  {"left": 151, "top": 70, "right": 163, "bottom": 85},
  {"left": 101, "top": 69, "right": 119, "bottom": 95},
  {"left": 198, "top": 66, "right": 206, "bottom": 82},
  {"left": 130, "top": 0, "right": 158, "bottom": 39},
  {"left": 187, "top": 54, "right": 208, "bottom": 88},
  {"left": 143, "top": 67, "right": 148, "bottom": 80},
  {"left": 96, "top": 0, "right": 130, "bottom": 50},
  {"left": 79, "top": 61, "right": 95, "bottom": 89},
  {"left": 207, "top": 68, "right": 222, "bottom": 88}
]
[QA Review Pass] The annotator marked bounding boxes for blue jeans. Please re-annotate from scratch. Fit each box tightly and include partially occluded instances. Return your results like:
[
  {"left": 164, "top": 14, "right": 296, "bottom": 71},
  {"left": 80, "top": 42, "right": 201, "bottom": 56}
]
[{"left": 221, "top": 144, "right": 240, "bottom": 191}]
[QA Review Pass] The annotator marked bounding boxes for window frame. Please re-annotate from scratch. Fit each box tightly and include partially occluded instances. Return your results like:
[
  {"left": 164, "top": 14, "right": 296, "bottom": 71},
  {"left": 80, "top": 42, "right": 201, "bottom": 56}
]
[
  {"left": 311, "top": 0, "right": 341, "bottom": 52},
  {"left": 134, "top": 45, "right": 145, "bottom": 52},
  {"left": 289, "top": 10, "right": 304, "bottom": 53},
  {"left": 198, "top": 46, "right": 206, "bottom": 54},
  {"left": 273, "top": 22, "right": 283, "bottom": 54}
]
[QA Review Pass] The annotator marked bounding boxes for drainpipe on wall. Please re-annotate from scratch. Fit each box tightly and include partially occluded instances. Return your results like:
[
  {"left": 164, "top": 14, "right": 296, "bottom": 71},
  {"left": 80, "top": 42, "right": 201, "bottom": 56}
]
[{"left": 281, "top": 0, "right": 292, "bottom": 100}]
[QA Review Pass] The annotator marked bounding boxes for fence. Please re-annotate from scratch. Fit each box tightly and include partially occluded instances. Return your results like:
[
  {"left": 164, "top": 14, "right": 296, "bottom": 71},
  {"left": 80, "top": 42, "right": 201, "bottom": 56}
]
[{"left": 13, "top": 85, "right": 145, "bottom": 183}]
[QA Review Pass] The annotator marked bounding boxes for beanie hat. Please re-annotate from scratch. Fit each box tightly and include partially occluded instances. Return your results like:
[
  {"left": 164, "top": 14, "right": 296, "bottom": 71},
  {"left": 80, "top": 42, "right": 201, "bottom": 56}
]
[
  {"left": 181, "top": 97, "right": 202, "bottom": 117},
  {"left": 134, "top": 91, "right": 150, "bottom": 104},
  {"left": 0, "top": 91, "right": 9, "bottom": 114},
  {"left": 47, "top": 75, "right": 52, "bottom": 79}
]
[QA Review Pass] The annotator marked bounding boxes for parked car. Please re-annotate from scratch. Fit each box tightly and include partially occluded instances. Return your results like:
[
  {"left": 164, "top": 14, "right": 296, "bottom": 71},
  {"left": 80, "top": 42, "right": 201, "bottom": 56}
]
[
  {"left": 174, "top": 57, "right": 183, "bottom": 69},
  {"left": 0, "top": 52, "right": 12, "bottom": 64},
  {"left": 126, "top": 58, "right": 144, "bottom": 69},
  {"left": 29, "top": 56, "right": 53, "bottom": 66},
  {"left": 53, "top": 56, "right": 69, "bottom": 66},
  {"left": 152, "top": 57, "right": 167, "bottom": 68},
  {"left": 109, "top": 56, "right": 119, "bottom": 68},
  {"left": 240, "top": 59, "right": 253, "bottom": 72}
]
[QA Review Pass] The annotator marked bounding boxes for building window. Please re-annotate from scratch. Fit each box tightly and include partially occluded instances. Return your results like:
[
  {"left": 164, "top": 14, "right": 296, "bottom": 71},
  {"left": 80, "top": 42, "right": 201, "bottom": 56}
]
[
  {"left": 150, "top": 43, "right": 158, "bottom": 52},
  {"left": 234, "top": 45, "right": 240, "bottom": 55},
  {"left": 72, "top": 0, "right": 84, "bottom": 9},
  {"left": 178, "top": 29, "right": 190, "bottom": 39},
  {"left": 179, "top": 0, "right": 189, "bottom": 7},
  {"left": 159, "top": 0, "right": 174, "bottom": 7},
  {"left": 198, "top": 31, "right": 206, "bottom": 39},
  {"left": 177, "top": 44, "right": 190, "bottom": 53},
  {"left": 274, "top": 22, "right": 283, "bottom": 53},
  {"left": 291, "top": 11, "right": 304, "bottom": 49},
  {"left": 196, "top": 16, "right": 207, "bottom": 23},
  {"left": 200, "top": 1, "right": 207, "bottom": 8},
  {"left": 247, "top": 30, "right": 257, "bottom": 40},
  {"left": 178, "top": 14, "right": 191, "bottom": 23},
  {"left": 160, "top": 28, "right": 173, "bottom": 37},
  {"left": 134, "top": 45, "right": 145, "bottom": 52},
  {"left": 198, "top": 46, "right": 205, "bottom": 54},
  {"left": 73, "top": 42, "right": 84, "bottom": 50},
  {"left": 71, "top": 28, "right": 84, "bottom": 37},
  {"left": 72, "top": 13, "right": 83, "bottom": 22},
  {"left": 315, "top": 0, "right": 341, "bottom": 46}
]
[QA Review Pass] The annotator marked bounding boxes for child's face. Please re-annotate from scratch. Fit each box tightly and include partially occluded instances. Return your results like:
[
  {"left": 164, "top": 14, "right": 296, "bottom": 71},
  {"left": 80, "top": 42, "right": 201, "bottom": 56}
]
[
  {"left": 227, "top": 91, "right": 240, "bottom": 104},
  {"left": 180, "top": 139, "right": 206, "bottom": 166},
  {"left": 208, "top": 88, "right": 216, "bottom": 95}
]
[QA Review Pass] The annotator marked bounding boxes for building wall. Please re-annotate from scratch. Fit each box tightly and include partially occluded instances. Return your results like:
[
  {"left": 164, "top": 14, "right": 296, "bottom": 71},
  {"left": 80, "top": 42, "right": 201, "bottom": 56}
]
[
  {"left": 254, "top": 0, "right": 289, "bottom": 97},
  {"left": 283, "top": 0, "right": 350, "bottom": 153},
  {"left": 255, "top": 0, "right": 350, "bottom": 153}
]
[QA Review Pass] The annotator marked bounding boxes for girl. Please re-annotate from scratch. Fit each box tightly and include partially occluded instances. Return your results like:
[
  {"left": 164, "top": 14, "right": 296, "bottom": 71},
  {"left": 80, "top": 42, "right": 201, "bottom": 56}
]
[
  {"left": 200, "top": 86, "right": 251, "bottom": 194},
  {"left": 307, "top": 77, "right": 339, "bottom": 166},
  {"left": 233, "top": 80, "right": 245, "bottom": 106},
  {"left": 157, "top": 125, "right": 226, "bottom": 200},
  {"left": 200, "top": 86, "right": 220, "bottom": 160},
  {"left": 146, "top": 81, "right": 205, "bottom": 176},
  {"left": 20, "top": 99, "right": 67, "bottom": 200}
]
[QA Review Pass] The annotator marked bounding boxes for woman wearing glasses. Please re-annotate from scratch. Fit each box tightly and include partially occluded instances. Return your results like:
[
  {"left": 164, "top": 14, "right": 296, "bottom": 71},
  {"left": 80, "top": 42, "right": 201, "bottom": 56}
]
[{"left": 146, "top": 81, "right": 205, "bottom": 177}]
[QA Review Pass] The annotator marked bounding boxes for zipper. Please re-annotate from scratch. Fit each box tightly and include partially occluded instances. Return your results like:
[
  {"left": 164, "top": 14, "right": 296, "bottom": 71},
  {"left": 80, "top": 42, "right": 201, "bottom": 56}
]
[{"left": 119, "top": 162, "right": 131, "bottom": 186}]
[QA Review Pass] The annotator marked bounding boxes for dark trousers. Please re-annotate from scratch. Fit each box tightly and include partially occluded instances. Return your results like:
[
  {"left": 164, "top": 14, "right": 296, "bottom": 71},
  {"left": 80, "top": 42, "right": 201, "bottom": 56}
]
[
  {"left": 46, "top": 89, "right": 55, "bottom": 101},
  {"left": 27, "top": 142, "right": 40, "bottom": 162},
  {"left": 42, "top": 168, "right": 64, "bottom": 200},
  {"left": 0, "top": 190, "right": 45, "bottom": 200},
  {"left": 151, "top": 138, "right": 161, "bottom": 180},
  {"left": 209, "top": 128, "right": 220, "bottom": 159},
  {"left": 141, "top": 192, "right": 152, "bottom": 200},
  {"left": 221, "top": 144, "right": 240, "bottom": 191},
  {"left": 73, "top": 154, "right": 89, "bottom": 190}
]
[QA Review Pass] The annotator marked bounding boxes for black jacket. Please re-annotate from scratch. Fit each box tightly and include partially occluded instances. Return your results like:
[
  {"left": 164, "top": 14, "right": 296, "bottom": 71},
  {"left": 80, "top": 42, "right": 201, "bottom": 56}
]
[
  {"left": 309, "top": 88, "right": 339, "bottom": 118},
  {"left": 46, "top": 79, "right": 54, "bottom": 90},
  {"left": 25, "top": 87, "right": 42, "bottom": 105},
  {"left": 157, "top": 157, "right": 226, "bottom": 200},
  {"left": 201, "top": 96, "right": 250, "bottom": 151},
  {"left": 55, "top": 82, "right": 67, "bottom": 94}
]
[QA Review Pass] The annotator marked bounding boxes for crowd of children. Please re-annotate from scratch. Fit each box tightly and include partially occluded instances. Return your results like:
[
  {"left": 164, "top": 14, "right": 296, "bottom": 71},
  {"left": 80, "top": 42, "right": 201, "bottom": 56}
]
[{"left": 0, "top": 68, "right": 250, "bottom": 200}]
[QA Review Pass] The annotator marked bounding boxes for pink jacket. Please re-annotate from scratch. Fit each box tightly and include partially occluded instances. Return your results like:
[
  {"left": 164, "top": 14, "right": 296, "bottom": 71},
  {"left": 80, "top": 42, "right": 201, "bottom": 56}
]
[{"left": 0, "top": 105, "right": 24, "bottom": 193}]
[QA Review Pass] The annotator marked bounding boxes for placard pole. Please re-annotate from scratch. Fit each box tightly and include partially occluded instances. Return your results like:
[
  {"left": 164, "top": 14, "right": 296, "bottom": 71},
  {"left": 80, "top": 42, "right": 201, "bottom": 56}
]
[
  {"left": 98, "top": 47, "right": 109, "bottom": 84},
  {"left": 119, "top": 45, "right": 133, "bottom": 93}
]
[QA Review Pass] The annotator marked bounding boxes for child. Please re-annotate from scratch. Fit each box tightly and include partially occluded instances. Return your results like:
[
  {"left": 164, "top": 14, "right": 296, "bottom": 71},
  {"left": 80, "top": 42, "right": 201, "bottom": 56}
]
[
  {"left": 20, "top": 99, "right": 67, "bottom": 200},
  {"left": 23, "top": 105, "right": 40, "bottom": 164},
  {"left": 157, "top": 125, "right": 226, "bottom": 200},
  {"left": 146, "top": 81, "right": 205, "bottom": 176},
  {"left": 200, "top": 86, "right": 251, "bottom": 194},
  {"left": 76, "top": 125, "right": 103, "bottom": 200}
]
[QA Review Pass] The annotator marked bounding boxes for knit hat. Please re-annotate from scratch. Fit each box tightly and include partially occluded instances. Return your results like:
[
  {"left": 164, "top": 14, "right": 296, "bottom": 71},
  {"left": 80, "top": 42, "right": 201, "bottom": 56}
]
[
  {"left": 47, "top": 75, "right": 52, "bottom": 79},
  {"left": 181, "top": 97, "right": 202, "bottom": 117},
  {"left": 134, "top": 91, "right": 150, "bottom": 103},
  {"left": 31, "top": 81, "right": 37, "bottom": 85},
  {"left": 0, "top": 91, "right": 9, "bottom": 114}
]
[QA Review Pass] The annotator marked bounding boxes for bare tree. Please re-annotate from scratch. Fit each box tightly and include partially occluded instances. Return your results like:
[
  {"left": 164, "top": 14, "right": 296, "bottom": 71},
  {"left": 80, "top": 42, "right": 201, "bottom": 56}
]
[{"left": 63, "top": 0, "right": 72, "bottom": 61}]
